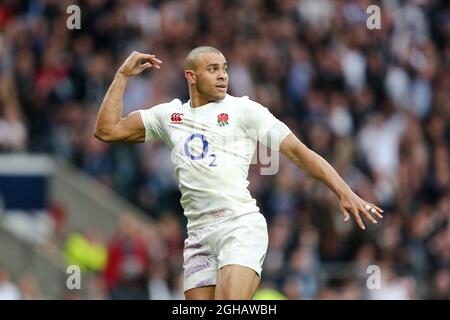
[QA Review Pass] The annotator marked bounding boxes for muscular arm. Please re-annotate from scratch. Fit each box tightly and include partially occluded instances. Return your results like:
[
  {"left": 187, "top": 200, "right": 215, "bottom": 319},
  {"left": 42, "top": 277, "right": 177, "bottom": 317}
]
[
  {"left": 280, "top": 133, "right": 383, "bottom": 229},
  {"left": 94, "top": 73, "right": 145, "bottom": 143},
  {"left": 94, "top": 51, "right": 162, "bottom": 143},
  {"left": 280, "top": 133, "right": 350, "bottom": 198}
]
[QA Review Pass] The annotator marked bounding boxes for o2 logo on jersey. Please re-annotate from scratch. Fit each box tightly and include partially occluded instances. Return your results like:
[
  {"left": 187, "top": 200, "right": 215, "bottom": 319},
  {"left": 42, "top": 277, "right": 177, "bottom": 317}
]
[{"left": 183, "top": 133, "right": 217, "bottom": 167}]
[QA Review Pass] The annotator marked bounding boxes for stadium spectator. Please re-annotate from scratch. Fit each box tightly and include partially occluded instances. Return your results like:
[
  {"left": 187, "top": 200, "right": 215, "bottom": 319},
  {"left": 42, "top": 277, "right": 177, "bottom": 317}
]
[
  {"left": 0, "top": 0, "right": 449, "bottom": 299},
  {"left": 0, "top": 268, "right": 21, "bottom": 300},
  {"left": 103, "top": 213, "right": 150, "bottom": 299}
]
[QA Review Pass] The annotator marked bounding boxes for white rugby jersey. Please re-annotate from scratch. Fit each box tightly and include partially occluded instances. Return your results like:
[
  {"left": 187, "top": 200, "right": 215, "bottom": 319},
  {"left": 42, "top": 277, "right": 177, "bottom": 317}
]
[{"left": 139, "top": 94, "right": 290, "bottom": 229}]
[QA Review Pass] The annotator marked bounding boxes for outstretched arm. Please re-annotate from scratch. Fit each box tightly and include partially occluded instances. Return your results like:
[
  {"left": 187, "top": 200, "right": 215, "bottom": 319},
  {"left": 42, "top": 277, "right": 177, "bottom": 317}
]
[
  {"left": 94, "top": 51, "right": 162, "bottom": 143},
  {"left": 280, "top": 133, "right": 383, "bottom": 230}
]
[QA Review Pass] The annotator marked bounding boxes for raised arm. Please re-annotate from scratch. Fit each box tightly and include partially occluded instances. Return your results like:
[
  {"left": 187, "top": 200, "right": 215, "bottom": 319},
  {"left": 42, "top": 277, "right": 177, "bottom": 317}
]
[
  {"left": 94, "top": 51, "right": 162, "bottom": 143},
  {"left": 280, "top": 133, "right": 383, "bottom": 230}
]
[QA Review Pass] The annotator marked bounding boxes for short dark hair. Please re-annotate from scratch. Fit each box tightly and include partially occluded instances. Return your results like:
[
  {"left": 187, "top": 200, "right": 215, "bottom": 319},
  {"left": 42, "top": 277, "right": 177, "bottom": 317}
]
[{"left": 184, "top": 46, "right": 223, "bottom": 71}]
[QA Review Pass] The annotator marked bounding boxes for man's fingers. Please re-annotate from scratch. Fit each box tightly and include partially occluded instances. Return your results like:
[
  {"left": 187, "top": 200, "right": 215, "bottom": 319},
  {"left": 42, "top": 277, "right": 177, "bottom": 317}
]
[
  {"left": 131, "top": 52, "right": 162, "bottom": 67},
  {"left": 142, "top": 55, "right": 160, "bottom": 63},
  {"left": 135, "top": 53, "right": 162, "bottom": 70},
  {"left": 373, "top": 209, "right": 383, "bottom": 219},
  {"left": 119, "top": 52, "right": 161, "bottom": 76},
  {"left": 150, "top": 58, "right": 162, "bottom": 67},
  {"left": 373, "top": 205, "right": 384, "bottom": 218},
  {"left": 372, "top": 204, "right": 383, "bottom": 212},
  {"left": 151, "top": 57, "right": 162, "bottom": 64},
  {"left": 142, "top": 58, "right": 162, "bottom": 69},
  {"left": 131, "top": 51, "right": 146, "bottom": 62},
  {"left": 141, "top": 62, "right": 152, "bottom": 70},
  {"left": 132, "top": 51, "right": 151, "bottom": 58},
  {"left": 341, "top": 206, "right": 350, "bottom": 222},
  {"left": 365, "top": 203, "right": 384, "bottom": 219},
  {"left": 140, "top": 54, "right": 162, "bottom": 64},
  {"left": 361, "top": 205, "right": 378, "bottom": 224},
  {"left": 352, "top": 208, "right": 365, "bottom": 230}
]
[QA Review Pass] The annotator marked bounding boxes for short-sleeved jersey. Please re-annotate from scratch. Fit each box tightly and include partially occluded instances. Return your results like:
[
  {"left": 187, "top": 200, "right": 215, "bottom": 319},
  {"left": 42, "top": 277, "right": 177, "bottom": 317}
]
[{"left": 140, "top": 94, "right": 289, "bottom": 229}]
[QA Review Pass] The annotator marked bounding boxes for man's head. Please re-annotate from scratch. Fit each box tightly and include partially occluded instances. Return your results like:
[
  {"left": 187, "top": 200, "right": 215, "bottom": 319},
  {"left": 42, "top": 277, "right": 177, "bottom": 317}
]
[{"left": 184, "top": 46, "right": 228, "bottom": 103}]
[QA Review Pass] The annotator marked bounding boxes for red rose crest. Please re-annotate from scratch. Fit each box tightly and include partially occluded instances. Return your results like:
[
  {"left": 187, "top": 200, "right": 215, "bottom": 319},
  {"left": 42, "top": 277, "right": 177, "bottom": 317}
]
[{"left": 217, "top": 113, "right": 229, "bottom": 127}]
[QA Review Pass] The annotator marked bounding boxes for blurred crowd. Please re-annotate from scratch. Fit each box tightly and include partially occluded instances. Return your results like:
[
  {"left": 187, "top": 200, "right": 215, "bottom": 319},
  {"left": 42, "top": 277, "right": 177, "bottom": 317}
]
[
  {"left": 1, "top": 0, "right": 450, "bottom": 299},
  {"left": 0, "top": 268, "right": 43, "bottom": 300}
]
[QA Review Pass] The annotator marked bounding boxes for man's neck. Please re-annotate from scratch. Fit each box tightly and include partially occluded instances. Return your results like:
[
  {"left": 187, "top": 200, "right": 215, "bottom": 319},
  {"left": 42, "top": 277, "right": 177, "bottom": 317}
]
[
  {"left": 188, "top": 87, "right": 227, "bottom": 107},
  {"left": 190, "top": 94, "right": 210, "bottom": 108}
]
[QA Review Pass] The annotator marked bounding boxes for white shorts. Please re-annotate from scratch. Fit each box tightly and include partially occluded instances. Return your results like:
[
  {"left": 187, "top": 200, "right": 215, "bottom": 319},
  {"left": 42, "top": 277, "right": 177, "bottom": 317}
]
[{"left": 183, "top": 213, "right": 268, "bottom": 292}]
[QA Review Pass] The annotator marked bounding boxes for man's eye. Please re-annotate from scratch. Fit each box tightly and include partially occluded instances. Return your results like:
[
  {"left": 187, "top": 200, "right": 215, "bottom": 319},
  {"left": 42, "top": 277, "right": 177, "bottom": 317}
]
[{"left": 209, "top": 68, "right": 216, "bottom": 72}]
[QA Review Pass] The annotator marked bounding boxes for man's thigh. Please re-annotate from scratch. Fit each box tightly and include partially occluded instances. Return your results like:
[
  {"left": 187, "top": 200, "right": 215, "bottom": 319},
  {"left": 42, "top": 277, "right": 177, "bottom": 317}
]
[
  {"left": 183, "top": 213, "right": 268, "bottom": 299},
  {"left": 215, "top": 264, "right": 260, "bottom": 299},
  {"left": 185, "top": 285, "right": 216, "bottom": 300},
  {"left": 214, "top": 213, "right": 268, "bottom": 299},
  {"left": 183, "top": 227, "right": 218, "bottom": 294}
]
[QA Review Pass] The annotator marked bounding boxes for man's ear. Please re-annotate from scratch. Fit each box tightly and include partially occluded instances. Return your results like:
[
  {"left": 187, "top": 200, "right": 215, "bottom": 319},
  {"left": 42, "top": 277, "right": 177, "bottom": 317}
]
[{"left": 185, "top": 70, "right": 196, "bottom": 84}]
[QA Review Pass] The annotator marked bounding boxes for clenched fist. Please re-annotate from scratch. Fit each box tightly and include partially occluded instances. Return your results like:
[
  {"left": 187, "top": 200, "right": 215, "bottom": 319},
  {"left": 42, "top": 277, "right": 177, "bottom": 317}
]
[{"left": 117, "top": 51, "right": 162, "bottom": 77}]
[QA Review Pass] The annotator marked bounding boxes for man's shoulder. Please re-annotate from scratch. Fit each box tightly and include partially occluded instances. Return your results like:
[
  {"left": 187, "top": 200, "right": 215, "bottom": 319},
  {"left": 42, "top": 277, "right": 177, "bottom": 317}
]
[
  {"left": 226, "top": 94, "right": 250, "bottom": 102},
  {"left": 154, "top": 98, "right": 184, "bottom": 110},
  {"left": 141, "top": 98, "right": 184, "bottom": 115},
  {"left": 225, "top": 94, "right": 260, "bottom": 109}
]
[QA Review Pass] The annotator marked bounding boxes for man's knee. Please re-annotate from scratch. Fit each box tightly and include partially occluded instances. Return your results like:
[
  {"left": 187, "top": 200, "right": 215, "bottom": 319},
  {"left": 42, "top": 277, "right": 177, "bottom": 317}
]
[
  {"left": 185, "top": 286, "right": 216, "bottom": 300},
  {"left": 215, "top": 265, "right": 260, "bottom": 299}
]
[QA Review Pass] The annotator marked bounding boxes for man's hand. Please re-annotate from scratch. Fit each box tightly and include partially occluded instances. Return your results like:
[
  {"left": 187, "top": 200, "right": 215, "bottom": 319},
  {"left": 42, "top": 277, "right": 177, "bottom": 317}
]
[
  {"left": 338, "top": 187, "right": 383, "bottom": 230},
  {"left": 94, "top": 51, "right": 162, "bottom": 143},
  {"left": 118, "top": 51, "right": 162, "bottom": 77}
]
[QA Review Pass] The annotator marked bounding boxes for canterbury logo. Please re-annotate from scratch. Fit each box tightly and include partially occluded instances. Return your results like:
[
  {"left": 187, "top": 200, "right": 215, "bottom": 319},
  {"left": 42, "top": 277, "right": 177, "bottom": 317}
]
[{"left": 170, "top": 113, "right": 183, "bottom": 123}]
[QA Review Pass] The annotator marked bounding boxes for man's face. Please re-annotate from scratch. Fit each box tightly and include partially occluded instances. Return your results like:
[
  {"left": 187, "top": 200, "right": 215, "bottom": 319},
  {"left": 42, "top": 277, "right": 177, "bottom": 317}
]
[{"left": 192, "top": 52, "right": 228, "bottom": 101}]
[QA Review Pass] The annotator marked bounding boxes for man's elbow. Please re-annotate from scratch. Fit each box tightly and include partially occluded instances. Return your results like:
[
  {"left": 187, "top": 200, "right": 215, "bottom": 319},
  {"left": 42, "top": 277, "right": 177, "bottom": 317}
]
[{"left": 94, "top": 127, "right": 115, "bottom": 143}]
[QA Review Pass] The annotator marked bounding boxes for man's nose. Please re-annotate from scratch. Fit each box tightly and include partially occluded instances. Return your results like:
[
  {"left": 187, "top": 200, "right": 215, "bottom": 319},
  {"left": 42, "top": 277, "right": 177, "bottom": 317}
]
[{"left": 217, "top": 69, "right": 227, "bottom": 80}]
